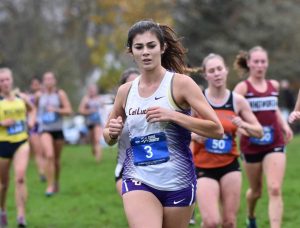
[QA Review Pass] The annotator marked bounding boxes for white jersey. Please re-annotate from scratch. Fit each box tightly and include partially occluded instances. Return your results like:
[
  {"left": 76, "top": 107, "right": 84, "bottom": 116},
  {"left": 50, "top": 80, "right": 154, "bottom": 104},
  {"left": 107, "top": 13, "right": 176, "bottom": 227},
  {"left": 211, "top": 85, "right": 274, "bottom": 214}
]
[
  {"left": 114, "top": 123, "right": 130, "bottom": 178},
  {"left": 38, "top": 91, "right": 63, "bottom": 132},
  {"left": 123, "top": 71, "right": 195, "bottom": 191},
  {"left": 117, "top": 122, "right": 130, "bottom": 164},
  {"left": 85, "top": 96, "right": 102, "bottom": 126}
]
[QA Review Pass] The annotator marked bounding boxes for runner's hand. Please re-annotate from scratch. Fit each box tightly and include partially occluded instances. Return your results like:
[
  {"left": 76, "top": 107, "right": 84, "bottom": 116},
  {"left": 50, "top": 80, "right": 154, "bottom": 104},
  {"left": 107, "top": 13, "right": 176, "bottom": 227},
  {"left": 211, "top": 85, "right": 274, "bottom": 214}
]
[
  {"left": 146, "top": 106, "right": 174, "bottom": 123},
  {"left": 283, "top": 124, "right": 293, "bottom": 143},
  {"left": 231, "top": 116, "right": 245, "bottom": 128},
  {"left": 288, "top": 111, "right": 300, "bottom": 124},
  {"left": 1, "top": 119, "right": 15, "bottom": 127},
  {"left": 108, "top": 116, "right": 123, "bottom": 139}
]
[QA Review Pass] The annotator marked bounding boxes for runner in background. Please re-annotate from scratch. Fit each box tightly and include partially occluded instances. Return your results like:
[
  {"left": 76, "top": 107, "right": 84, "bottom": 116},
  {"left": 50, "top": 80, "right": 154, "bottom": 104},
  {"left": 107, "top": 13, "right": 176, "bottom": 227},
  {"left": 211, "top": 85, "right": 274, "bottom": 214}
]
[
  {"left": 234, "top": 46, "right": 293, "bottom": 228},
  {"left": 278, "top": 79, "right": 295, "bottom": 121},
  {"left": 37, "top": 72, "right": 72, "bottom": 196},
  {"left": 78, "top": 84, "right": 103, "bottom": 162},
  {"left": 27, "top": 77, "right": 45, "bottom": 181},
  {"left": 288, "top": 89, "right": 300, "bottom": 124},
  {"left": 0, "top": 68, "right": 36, "bottom": 227},
  {"left": 192, "top": 54, "right": 262, "bottom": 228}
]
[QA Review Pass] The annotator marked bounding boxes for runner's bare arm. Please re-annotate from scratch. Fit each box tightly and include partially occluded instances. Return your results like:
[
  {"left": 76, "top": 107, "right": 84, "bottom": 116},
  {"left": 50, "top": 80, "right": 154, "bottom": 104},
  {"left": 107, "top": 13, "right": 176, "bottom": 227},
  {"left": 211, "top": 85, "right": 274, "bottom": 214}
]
[
  {"left": 155, "top": 74, "right": 223, "bottom": 138},
  {"left": 234, "top": 94, "right": 263, "bottom": 138},
  {"left": 103, "top": 83, "right": 130, "bottom": 145}
]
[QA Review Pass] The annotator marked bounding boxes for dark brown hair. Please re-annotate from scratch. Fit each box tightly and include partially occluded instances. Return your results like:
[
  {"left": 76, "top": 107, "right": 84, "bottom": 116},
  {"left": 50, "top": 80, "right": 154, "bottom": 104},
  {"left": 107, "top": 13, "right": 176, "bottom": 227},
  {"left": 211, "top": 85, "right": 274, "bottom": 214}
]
[
  {"left": 127, "top": 20, "right": 187, "bottom": 74},
  {"left": 119, "top": 68, "right": 140, "bottom": 85}
]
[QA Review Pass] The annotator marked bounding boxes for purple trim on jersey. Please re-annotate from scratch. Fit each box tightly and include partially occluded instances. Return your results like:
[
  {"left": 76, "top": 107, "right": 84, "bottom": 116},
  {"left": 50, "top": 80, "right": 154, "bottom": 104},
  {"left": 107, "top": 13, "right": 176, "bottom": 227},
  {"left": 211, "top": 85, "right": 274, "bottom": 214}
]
[
  {"left": 122, "top": 179, "right": 196, "bottom": 207},
  {"left": 29, "top": 94, "right": 35, "bottom": 104},
  {"left": 164, "top": 120, "right": 196, "bottom": 186},
  {"left": 29, "top": 123, "right": 39, "bottom": 135}
]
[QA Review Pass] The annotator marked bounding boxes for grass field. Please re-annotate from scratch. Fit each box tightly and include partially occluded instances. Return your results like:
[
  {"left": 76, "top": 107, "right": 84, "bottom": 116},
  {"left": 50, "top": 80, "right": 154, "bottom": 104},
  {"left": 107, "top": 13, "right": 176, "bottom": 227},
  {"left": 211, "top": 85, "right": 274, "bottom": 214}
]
[{"left": 5, "top": 135, "right": 300, "bottom": 227}]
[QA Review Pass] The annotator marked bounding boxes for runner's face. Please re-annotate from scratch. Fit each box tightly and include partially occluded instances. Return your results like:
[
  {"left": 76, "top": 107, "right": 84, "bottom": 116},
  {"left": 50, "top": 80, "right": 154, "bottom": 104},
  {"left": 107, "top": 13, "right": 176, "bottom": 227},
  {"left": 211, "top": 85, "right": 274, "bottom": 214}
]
[
  {"left": 43, "top": 73, "right": 56, "bottom": 89},
  {"left": 131, "top": 31, "right": 164, "bottom": 72},
  {"left": 88, "top": 85, "right": 98, "bottom": 97},
  {"left": 247, "top": 50, "right": 269, "bottom": 78},
  {"left": 30, "top": 79, "right": 41, "bottom": 92},
  {"left": 205, "top": 58, "right": 228, "bottom": 88},
  {"left": 0, "top": 71, "right": 13, "bottom": 93}
]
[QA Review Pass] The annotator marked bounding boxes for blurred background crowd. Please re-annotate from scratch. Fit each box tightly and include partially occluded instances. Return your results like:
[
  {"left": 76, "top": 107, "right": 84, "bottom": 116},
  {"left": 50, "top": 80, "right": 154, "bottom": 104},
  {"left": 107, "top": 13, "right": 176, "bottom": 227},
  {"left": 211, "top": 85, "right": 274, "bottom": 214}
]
[{"left": 1, "top": 0, "right": 300, "bottom": 145}]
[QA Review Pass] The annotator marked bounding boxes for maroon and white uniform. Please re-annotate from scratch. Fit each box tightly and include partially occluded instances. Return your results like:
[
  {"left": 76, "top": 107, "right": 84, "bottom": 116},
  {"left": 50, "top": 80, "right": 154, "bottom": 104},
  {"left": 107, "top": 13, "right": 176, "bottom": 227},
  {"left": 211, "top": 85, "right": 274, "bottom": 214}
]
[{"left": 240, "top": 80, "right": 285, "bottom": 155}]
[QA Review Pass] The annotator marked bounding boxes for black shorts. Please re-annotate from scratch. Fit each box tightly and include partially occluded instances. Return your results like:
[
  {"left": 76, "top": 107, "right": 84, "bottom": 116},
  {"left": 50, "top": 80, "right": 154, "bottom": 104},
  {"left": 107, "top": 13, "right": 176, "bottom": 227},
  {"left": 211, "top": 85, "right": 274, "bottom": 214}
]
[
  {"left": 41, "top": 130, "right": 64, "bottom": 140},
  {"left": 241, "top": 146, "right": 286, "bottom": 163},
  {"left": 0, "top": 140, "right": 27, "bottom": 159},
  {"left": 195, "top": 158, "right": 241, "bottom": 182}
]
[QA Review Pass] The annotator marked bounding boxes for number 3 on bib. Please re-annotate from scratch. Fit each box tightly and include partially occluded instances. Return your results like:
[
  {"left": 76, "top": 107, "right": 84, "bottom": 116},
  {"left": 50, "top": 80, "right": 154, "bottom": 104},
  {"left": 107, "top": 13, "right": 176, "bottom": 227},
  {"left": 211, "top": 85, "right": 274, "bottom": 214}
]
[
  {"left": 144, "top": 145, "right": 153, "bottom": 158},
  {"left": 130, "top": 132, "right": 170, "bottom": 166}
]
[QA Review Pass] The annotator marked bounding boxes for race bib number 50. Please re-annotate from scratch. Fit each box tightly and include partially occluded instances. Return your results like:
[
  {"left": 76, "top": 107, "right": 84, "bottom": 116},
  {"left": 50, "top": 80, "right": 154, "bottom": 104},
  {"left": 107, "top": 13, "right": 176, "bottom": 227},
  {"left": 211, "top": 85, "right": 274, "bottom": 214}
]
[
  {"left": 130, "top": 132, "right": 170, "bottom": 166},
  {"left": 205, "top": 134, "right": 232, "bottom": 154}
]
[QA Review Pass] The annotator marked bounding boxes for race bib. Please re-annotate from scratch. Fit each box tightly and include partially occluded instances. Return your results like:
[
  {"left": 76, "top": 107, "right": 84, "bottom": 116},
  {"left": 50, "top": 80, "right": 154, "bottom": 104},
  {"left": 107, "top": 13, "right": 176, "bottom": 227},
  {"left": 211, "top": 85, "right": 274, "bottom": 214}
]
[
  {"left": 250, "top": 126, "right": 274, "bottom": 145},
  {"left": 7, "top": 121, "right": 26, "bottom": 135},
  {"left": 205, "top": 134, "right": 232, "bottom": 154},
  {"left": 130, "top": 132, "right": 170, "bottom": 166},
  {"left": 42, "top": 112, "right": 58, "bottom": 124},
  {"left": 87, "top": 112, "right": 101, "bottom": 124}
]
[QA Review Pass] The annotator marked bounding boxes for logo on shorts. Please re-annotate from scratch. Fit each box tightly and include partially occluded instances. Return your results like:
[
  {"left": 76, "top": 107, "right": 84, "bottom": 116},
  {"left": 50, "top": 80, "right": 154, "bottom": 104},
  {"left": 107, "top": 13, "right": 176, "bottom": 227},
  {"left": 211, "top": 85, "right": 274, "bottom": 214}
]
[
  {"left": 197, "top": 172, "right": 205, "bottom": 178},
  {"left": 173, "top": 198, "right": 185, "bottom": 205},
  {"left": 273, "top": 147, "right": 283, "bottom": 152}
]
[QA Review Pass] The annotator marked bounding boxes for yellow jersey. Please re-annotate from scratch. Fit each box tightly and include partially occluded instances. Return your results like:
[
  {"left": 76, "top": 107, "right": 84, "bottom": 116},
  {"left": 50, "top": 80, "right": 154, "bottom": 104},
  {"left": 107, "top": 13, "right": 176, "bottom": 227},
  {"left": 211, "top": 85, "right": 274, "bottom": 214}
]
[{"left": 0, "top": 96, "right": 28, "bottom": 142}]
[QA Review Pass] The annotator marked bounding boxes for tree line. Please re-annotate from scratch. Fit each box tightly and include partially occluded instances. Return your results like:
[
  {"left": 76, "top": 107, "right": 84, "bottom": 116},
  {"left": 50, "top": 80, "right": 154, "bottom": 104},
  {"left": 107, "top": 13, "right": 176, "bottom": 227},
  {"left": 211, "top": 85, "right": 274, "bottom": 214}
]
[{"left": 0, "top": 0, "right": 299, "bottom": 106}]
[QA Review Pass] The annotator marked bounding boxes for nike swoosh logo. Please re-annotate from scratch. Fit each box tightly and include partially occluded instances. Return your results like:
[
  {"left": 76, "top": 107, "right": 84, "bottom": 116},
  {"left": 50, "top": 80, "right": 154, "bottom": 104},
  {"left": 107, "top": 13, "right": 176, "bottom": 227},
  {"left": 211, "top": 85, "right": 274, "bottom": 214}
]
[
  {"left": 173, "top": 198, "right": 185, "bottom": 205},
  {"left": 155, "top": 96, "right": 164, "bottom": 100}
]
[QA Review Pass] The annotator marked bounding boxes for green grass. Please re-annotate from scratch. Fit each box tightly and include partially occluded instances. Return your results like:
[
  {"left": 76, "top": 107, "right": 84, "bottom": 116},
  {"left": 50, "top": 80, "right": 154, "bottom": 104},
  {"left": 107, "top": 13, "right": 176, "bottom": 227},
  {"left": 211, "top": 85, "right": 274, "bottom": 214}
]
[{"left": 6, "top": 136, "right": 300, "bottom": 227}]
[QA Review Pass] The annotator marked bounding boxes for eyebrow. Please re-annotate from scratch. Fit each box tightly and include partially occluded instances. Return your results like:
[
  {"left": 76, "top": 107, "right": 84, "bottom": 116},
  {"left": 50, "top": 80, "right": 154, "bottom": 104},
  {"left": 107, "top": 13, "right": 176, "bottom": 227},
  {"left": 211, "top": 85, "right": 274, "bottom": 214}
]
[{"left": 133, "top": 41, "right": 157, "bottom": 46}]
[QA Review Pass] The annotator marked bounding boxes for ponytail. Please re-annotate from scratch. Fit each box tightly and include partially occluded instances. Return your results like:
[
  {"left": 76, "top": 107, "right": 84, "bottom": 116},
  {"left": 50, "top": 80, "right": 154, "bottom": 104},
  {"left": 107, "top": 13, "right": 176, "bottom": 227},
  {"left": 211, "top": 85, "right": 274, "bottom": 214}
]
[
  {"left": 233, "top": 51, "right": 249, "bottom": 77},
  {"left": 184, "top": 67, "right": 202, "bottom": 75},
  {"left": 159, "top": 24, "right": 187, "bottom": 74}
]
